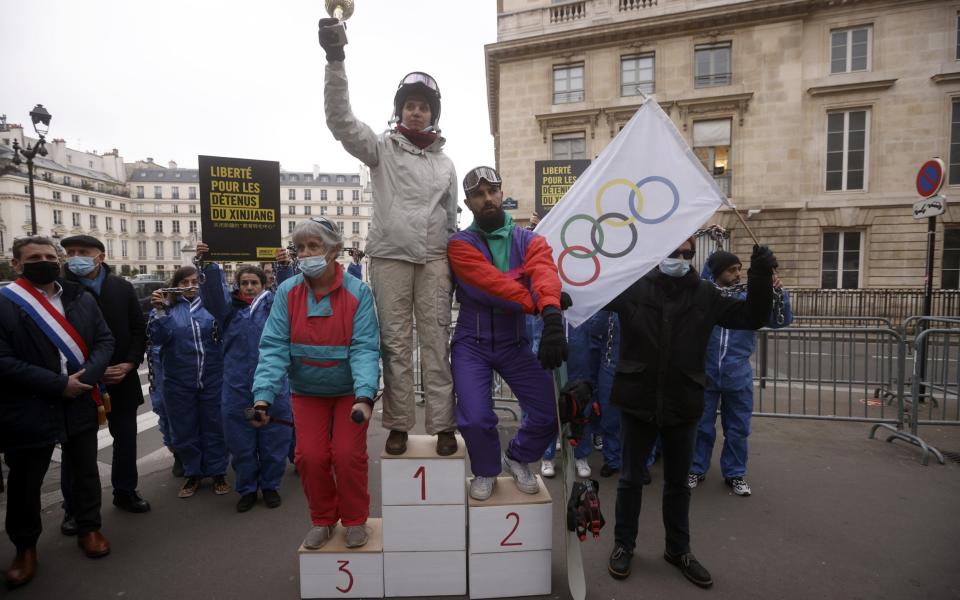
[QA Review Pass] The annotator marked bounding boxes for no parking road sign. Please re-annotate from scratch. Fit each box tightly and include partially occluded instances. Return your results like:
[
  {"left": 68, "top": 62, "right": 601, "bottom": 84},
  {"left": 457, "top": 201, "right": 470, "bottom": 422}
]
[{"left": 915, "top": 158, "right": 945, "bottom": 199}]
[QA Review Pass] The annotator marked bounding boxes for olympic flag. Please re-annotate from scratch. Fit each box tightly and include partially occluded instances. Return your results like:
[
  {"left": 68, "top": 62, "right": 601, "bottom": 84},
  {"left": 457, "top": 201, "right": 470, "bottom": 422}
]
[{"left": 536, "top": 99, "right": 727, "bottom": 327}]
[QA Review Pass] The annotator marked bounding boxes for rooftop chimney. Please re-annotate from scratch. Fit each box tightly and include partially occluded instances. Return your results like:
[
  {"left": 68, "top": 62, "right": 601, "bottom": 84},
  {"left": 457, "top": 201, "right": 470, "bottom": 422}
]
[{"left": 168, "top": 160, "right": 178, "bottom": 169}]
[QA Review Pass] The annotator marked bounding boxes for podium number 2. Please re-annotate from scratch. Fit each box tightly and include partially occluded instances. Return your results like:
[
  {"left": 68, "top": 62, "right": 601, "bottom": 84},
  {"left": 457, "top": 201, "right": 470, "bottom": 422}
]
[
  {"left": 500, "top": 512, "right": 522, "bottom": 547},
  {"left": 336, "top": 560, "right": 354, "bottom": 593},
  {"left": 413, "top": 465, "right": 426, "bottom": 501}
]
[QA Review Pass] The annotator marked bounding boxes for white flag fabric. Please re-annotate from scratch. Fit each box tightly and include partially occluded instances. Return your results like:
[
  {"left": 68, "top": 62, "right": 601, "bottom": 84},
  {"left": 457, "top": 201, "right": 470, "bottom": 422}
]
[{"left": 535, "top": 99, "right": 727, "bottom": 327}]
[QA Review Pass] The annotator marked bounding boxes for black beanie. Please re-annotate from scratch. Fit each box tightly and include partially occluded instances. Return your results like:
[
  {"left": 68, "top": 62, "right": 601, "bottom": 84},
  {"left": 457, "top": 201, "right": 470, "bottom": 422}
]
[{"left": 708, "top": 250, "right": 741, "bottom": 279}]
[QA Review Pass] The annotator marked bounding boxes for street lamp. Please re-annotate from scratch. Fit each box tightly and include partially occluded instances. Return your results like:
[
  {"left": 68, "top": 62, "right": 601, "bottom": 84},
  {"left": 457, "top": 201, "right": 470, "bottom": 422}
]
[{"left": 12, "top": 104, "right": 53, "bottom": 236}]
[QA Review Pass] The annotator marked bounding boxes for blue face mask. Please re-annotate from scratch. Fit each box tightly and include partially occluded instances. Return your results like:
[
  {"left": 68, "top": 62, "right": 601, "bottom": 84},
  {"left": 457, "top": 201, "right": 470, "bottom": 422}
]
[
  {"left": 299, "top": 255, "right": 328, "bottom": 278},
  {"left": 659, "top": 257, "right": 690, "bottom": 278},
  {"left": 66, "top": 256, "right": 97, "bottom": 276}
]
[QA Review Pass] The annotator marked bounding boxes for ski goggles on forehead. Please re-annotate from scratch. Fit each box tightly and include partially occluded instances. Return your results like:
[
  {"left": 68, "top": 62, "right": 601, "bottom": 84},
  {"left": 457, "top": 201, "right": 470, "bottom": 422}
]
[
  {"left": 398, "top": 72, "right": 440, "bottom": 95},
  {"left": 462, "top": 166, "right": 502, "bottom": 195}
]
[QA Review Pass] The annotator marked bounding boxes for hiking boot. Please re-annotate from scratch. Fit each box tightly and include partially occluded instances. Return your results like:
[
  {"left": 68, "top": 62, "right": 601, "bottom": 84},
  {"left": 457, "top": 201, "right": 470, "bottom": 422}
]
[
  {"left": 469, "top": 476, "right": 497, "bottom": 501},
  {"left": 303, "top": 525, "right": 335, "bottom": 550},
  {"left": 436, "top": 430, "right": 458, "bottom": 456},
  {"left": 725, "top": 477, "right": 752, "bottom": 496},
  {"left": 664, "top": 551, "right": 713, "bottom": 588},
  {"left": 344, "top": 525, "right": 369, "bottom": 548},
  {"left": 178, "top": 477, "right": 201, "bottom": 498},
  {"left": 262, "top": 489, "right": 282, "bottom": 508},
  {"left": 687, "top": 473, "right": 705, "bottom": 489},
  {"left": 236, "top": 492, "right": 257, "bottom": 513},
  {"left": 385, "top": 430, "right": 408, "bottom": 455},
  {"left": 608, "top": 544, "right": 633, "bottom": 580},
  {"left": 503, "top": 453, "right": 539, "bottom": 494},
  {"left": 540, "top": 459, "right": 556, "bottom": 478},
  {"left": 592, "top": 433, "right": 603, "bottom": 451},
  {"left": 171, "top": 452, "right": 184, "bottom": 478},
  {"left": 575, "top": 458, "right": 592, "bottom": 478},
  {"left": 212, "top": 475, "right": 230, "bottom": 495},
  {"left": 600, "top": 463, "right": 620, "bottom": 478}
]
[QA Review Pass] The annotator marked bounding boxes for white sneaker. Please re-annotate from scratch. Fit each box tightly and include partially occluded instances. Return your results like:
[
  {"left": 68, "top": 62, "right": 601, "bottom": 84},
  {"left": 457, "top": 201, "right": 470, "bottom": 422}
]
[
  {"left": 575, "top": 458, "right": 591, "bottom": 478},
  {"left": 688, "top": 473, "right": 705, "bottom": 489},
  {"left": 592, "top": 434, "right": 603, "bottom": 451},
  {"left": 503, "top": 454, "right": 539, "bottom": 494},
  {"left": 470, "top": 476, "right": 497, "bottom": 501},
  {"left": 725, "top": 477, "right": 752, "bottom": 496},
  {"left": 303, "top": 525, "right": 335, "bottom": 550},
  {"left": 540, "top": 459, "right": 556, "bottom": 478}
]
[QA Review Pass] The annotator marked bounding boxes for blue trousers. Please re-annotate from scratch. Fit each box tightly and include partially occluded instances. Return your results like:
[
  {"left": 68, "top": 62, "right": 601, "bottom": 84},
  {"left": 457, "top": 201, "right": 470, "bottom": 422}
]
[
  {"left": 691, "top": 387, "right": 753, "bottom": 479},
  {"left": 222, "top": 390, "right": 293, "bottom": 495},
  {"left": 165, "top": 380, "right": 228, "bottom": 478}
]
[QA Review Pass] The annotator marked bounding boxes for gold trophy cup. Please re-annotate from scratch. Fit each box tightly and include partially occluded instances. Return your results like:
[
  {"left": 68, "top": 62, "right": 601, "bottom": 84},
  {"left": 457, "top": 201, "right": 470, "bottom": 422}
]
[{"left": 323, "top": 0, "right": 355, "bottom": 47}]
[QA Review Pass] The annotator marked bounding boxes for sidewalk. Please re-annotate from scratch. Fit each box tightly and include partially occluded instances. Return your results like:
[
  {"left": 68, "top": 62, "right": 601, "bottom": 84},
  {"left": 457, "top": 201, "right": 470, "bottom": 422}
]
[{"left": 2, "top": 408, "right": 958, "bottom": 599}]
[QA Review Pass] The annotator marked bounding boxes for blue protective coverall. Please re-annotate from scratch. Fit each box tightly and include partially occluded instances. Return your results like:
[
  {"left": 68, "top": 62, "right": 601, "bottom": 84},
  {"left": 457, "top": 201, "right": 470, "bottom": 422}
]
[
  {"left": 200, "top": 263, "right": 294, "bottom": 496},
  {"left": 145, "top": 319, "right": 170, "bottom": 448},
  {"left": 148, "top": 295, "right": 227, "bottom": 479},
  {"left": 691, "top": 257, "right": 793, "bottom": 479}
]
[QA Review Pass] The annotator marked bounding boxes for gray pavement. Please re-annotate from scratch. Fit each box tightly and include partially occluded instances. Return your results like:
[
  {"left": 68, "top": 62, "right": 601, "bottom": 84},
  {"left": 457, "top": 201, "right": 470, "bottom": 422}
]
[{"left": 2, "top": 380, "right": 960, "bottom": 599}]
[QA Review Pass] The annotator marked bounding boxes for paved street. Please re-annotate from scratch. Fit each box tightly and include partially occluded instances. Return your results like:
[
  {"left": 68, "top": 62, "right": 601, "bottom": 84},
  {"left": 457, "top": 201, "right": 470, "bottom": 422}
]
[{"left": 1, "top": 366, "right": 959, "bottom": 599}]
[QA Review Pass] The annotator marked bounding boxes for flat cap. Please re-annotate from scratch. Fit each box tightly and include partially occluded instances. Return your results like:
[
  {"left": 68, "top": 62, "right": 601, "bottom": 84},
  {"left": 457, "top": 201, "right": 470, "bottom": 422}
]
[{"left": 60, "top": 234, "right": 105, "bottom": 252}]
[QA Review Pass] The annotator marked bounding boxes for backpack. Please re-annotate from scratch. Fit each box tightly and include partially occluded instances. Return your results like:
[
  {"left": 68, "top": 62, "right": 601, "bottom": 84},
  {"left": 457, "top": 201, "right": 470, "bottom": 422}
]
[
  {"left": 557, "top": 380, "right": 600, "bottom": 447},
  {"left": 566, "top": 479, "right": 605, "bottom": 541}
]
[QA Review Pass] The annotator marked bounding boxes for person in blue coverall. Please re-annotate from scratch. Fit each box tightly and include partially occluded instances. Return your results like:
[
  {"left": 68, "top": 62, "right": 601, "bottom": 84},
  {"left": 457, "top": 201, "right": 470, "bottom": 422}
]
[
  {"left": 197, "top": 243, "right": 294, "bottom": 512},
  {"left": 148, "top": 265, "right": 228, "bottom": 499},
  {"left": 145, "top": 327, "right": 178, "bottom": 475},
  {"left": 689, "top": 250, "right": 793, "bottom": 496},
  {"left": 346, "top": 248, "right": 364, "bottom": 281}
]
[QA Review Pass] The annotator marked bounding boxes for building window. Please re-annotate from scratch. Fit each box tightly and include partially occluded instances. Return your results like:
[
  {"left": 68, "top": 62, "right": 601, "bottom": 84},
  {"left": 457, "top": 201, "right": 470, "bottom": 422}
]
[
  {"left": 289, "top": 205, "right": 296, "bottom": 215},
  {"left": 172, "top": 186, "right": 180, "bottom": 199},
  {"left": 155, "top": 241, "right": 164, "bottom": 259},
  {"left": 105, "top": 200, "right": 112, "bottom": 209},
  {"left": 88, "top": 197, "right": 96, "bottom": 206},
  {"left": 337, "top": 175, "right": 346, "bottom": 184},
  {"left": 830, "top": 26, "right": 871, "bottom": 74},
  {"left": 120, "top": 203, "right": 126, "bottom": 212},
  {"left": 289, "top": 189, "right": 296, "bottom": 200},
  {"left": 172, "top": 221, "right": 180, "bottom": 233},
  {"left": 337, "top": 190, "right": 344, "bottom": 202},
  {"left": 189, "top": 186, "right": 197, "bottom": 199},
  {"left": 120, "top": 219, "right": 127, "bottom": 233},
  {"left": 352, "top": 206, "right": 359, "bottom": 216},
  {"left": 63, "top": 175, "right": 71, "bottom": 185},
  {"left": 304, "top": 205, "right": 312, "bottom": 215},
  {"left": 137, "top": 241, "right": 147, "bottom": 259},
  {"left": 694, "top": 43, "right": 732, "bottom": 88},
  {"left": 154, "top": 185, "right": 162, "bottom": 199},
  {"left": 53, "top": 210, "right": 63, "bottom": 225},
  {"left": 121, "top": 240, "right": 128, "bottom": 258},
  {"left": 71, "top": 194, "right": 79, "bottom": 203},
  {"left": 173, "top": 204, "right": 179, "bottom": 214},
  {"left": 189, "top": 221, "right": 197, "bottom": 233},
  {"left": 137, "top": 220, "right": 146, "bottom": 233},
  {"left": 553, "top": 63, "right": 584, "bottom": 104},
  {"left": 155, "top": 220, "right": 163, "bottom": 233},
  {"left": 106, "top": 239, "right": 114, "bottom": 259},
  {"left": 139, "top": 265, "right": 147, "bottom": 275},
  {"left": 136, "top": 186, "right": 144, "bottom": 198},
  {"left": 336, "top": 206, "right": 343, "bottom": 216},
  {"left": 826, "top": 109, "right": 869, "bottom": 191},
  {"left": 621, "top": 54, "right": 655, "bottom": 96},
  {"left": 950, "top": 100, "right": 960, "bottom": 185},
  {"left": 105, "top": 216, "right": 113, "bottom": 231},
  {"left": 337, "top": 221, "right": 344, "bottom": 232},
  {"left": 321, "top": 190, "right": 328, "bottom": 201},
  {"left": 189, "top": 205, "right": 197, "bottom": 214},
  {"left": 821, "top": 231, "right": 862, "bottom": 289},
  {"left": 52, "top": 191, "right": 62, "bottom": 201},
  {"left": 305, "top": 189, "right": 312, "bottom": 201},
  {"left": 89, "top": 215, "right": 97, "bottom": 229},
  {"left": 288, "top": 221, "right": 296, "bottom": 233},
  {"left": 352, "top": 190, "right": 359, "bottom": 201},
  {"left": 552, "top": 132, "right": 587, "bottom": 160},
  {"left": 320, "top": 206, "right": 327, "bottom": 215},
  {"left": 172, "top": 242, "right": 181, "bottom": 259},
  {"left": 352, "top": 221, "right": 360, "bottom": 234},
  {"left": 693, "top": 119, "right": 732, "bottom": 198},
  {"left": 72, "top": 212, "right": 81, "bottom": 227},
  {"left": 943, "top": 229, "right": 960, "bottom": 289}
]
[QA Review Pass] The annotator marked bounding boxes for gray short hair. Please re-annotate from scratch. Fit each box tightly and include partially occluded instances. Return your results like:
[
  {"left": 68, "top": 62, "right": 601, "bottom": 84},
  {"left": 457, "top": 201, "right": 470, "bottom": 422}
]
[{"left": 292, "top": 217, "right": 343, "bottom": 252}]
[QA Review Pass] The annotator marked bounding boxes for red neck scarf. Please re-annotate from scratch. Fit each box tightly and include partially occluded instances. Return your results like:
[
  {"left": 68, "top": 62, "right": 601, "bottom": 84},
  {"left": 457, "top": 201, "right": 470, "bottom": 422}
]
[
  {"left": 397, "top": 124, "right": 438, "bottom": 149},
  {"left": 234, "top": 293, "right": 254, "bottom": 305}
]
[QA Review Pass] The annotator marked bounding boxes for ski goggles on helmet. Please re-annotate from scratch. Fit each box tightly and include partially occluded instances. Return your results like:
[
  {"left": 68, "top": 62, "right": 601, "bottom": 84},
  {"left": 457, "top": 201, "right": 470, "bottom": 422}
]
[
  {"left": 398, "top": 72, "right": 440, "bottom": 97},
  {"left": 462, "top": 166, "right": 502, "bottom": 196}
]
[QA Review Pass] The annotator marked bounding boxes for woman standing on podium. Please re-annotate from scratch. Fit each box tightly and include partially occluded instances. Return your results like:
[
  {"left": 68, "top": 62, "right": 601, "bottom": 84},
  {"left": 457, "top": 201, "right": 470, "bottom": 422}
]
[{"left": 251, "top": 217, "right": 381, "bottom": 549}]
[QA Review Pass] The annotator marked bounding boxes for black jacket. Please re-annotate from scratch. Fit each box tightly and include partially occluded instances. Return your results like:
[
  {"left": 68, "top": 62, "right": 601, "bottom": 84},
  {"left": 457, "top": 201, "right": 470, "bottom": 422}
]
[
  {"left": 606, "top": 265, "right": 773, "bottom": 426},
  {"left": 64, "top": 264, "right": 147, "bottom": 413},
  {"left": 0, "top": 279, "right": 115, "bottom": 451}
]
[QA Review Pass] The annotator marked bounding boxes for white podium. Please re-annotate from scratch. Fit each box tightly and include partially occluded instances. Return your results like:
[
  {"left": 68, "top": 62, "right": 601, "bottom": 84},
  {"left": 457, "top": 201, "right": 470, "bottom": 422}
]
[
  {"left": 381, "top": 435, "right": 467, "bottom": 597},
  {"left": 468, "top": 476, "right": 553, "bottom": 599},
  {"left": 299, "top": 519, "right": 384, "bottom": 599}
]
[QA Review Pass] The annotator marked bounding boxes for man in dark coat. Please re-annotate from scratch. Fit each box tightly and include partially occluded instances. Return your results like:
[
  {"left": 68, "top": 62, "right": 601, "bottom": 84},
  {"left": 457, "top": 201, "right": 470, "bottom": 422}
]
[
  {"left": 60, "top": 234, "right": 150, "bottom": 528},
  {"left": 0, "top": 236, "right": 115, "bottom": 588},
  {"left": 604, "top": 237, "right": 778, "bottom": 589}
]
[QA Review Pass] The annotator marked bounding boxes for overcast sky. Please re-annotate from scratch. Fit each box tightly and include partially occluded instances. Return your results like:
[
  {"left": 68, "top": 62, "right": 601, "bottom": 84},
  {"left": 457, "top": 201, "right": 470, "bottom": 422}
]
[{"left": 1, "top": 0, "right": 497, "bottom": 193}]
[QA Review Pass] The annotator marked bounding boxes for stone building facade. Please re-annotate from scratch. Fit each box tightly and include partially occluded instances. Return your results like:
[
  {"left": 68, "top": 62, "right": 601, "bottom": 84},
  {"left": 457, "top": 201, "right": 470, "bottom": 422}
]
[{"left": 486, "top": 0, "right": 960, "bottom": 288}]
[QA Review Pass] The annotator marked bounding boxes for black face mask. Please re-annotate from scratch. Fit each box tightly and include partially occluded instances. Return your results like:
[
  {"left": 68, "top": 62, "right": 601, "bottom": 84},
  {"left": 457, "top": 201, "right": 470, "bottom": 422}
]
[{"left": 21, "top": 261, "right": 61, "bottom": 285}]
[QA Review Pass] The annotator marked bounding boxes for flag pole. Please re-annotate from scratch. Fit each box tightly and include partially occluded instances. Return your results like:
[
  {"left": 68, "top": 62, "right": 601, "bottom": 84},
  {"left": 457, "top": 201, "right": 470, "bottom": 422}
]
[{"left": 722, "top": 198, "right": 761, "bottom": 246}]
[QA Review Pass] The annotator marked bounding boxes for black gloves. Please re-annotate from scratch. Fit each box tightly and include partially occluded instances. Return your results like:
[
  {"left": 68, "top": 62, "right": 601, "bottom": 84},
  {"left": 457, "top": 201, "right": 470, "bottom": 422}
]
[
  {"left": 560, "top": 292, "right": 573, "bottom": 311},
  {"left": 538, "top": 309, "right": 568, "bottom": 370},
  {"left": 750, "top": 244, "right": 778, "bottom": 275},
  {"left": 318, "top": 18, "right": 345, "bottom": 62}
]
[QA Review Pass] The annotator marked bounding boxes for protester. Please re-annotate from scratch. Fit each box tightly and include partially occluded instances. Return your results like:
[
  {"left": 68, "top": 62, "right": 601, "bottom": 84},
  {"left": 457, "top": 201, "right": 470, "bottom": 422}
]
[
  {"left": 252, "top": 217, "right": 380, "bottom": 549},
  {"left": 320, "top": 22, "right": 458, "bottom": 457},
  {"left": 149, "top": 266, "right": 228, "bottom": 498},
  {"left": 59, "top": 234, "right": 150, "bottom": 535},
  {"left": 605, "top": 236, "right": 778, "bottom": 588},
  {"left": 447, "top": 167, "right": 566, "bottom": 500},
  {"left": 145, "top": 321, "right": 180, "bottom": 476},
  {"left": 346, "top": 248, "right": 364, "bottom": 280},
  {"left": 689, "top": 249, "right": 793, "bottom": 496},
  {"left": 0, "top": 236, "right": 115, "bottom": 588}
]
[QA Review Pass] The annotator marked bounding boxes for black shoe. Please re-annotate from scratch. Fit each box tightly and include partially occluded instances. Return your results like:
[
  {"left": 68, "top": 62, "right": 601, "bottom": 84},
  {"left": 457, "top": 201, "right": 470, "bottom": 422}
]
[
  {"left": 171, "top": 452, "right": 184, "bottom": 478},
  {"left": 608, "top": 544, "right": 633, "bottom": 580},
  {"left": 600, "top": 463, "right": 620, "bottom": 478},
  {"left": 664, "top": 551, "right": 713, "bottom": 588},
  {"left": 113, "top": 490, "right": 151, "bottom": 513},
  {"left": 641, "top": 465, "right": 652, "bottom": 486},
  {"left": 262, "top": 489, "right": 282, "bottom": 509},
  {"left": 236, "top": 492, "right": 258, "bottom": 513},
  {"left": 60, "top": 514, "right": 78, "bottom": 537}
]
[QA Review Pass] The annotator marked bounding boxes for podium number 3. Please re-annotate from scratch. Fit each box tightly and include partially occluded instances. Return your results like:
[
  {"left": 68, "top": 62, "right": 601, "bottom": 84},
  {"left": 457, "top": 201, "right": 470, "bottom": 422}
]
[
  {"left": 501, "top": 512, "right": 522, "bottom": 547},
  {"left": 336, "top": 560, "right": 354, "bottom": 593},
  {"left": 413, "top": 465, "right": 426, "bottom": 501}
]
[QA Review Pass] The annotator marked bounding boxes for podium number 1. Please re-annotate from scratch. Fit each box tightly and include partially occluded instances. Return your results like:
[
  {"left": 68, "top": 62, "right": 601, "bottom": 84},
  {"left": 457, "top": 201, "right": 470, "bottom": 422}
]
[
  {"left": 414, "top": 465, "right": 426, "bottom": 501},
  {"left": 336, "top": 560, "right": 354, "bottom": 593},
  {"left": 500, "top": 512, "right": 522, "bottom": 547}
]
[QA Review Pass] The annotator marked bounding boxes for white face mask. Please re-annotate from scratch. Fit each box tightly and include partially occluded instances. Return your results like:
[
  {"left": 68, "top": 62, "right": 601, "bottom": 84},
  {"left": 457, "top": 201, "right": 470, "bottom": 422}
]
[
  {"left": 659, "top": 257, "right": 691, "bottom": 278},
  {"left": 299, "top": 255, "right": 328, "bottom": 278}
]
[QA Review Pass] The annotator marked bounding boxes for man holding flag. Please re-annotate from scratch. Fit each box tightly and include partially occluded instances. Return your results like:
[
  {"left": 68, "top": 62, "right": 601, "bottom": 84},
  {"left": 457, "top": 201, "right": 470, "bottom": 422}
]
[{"left": 0, "top": 236, "right": 115, "bottom": 588}]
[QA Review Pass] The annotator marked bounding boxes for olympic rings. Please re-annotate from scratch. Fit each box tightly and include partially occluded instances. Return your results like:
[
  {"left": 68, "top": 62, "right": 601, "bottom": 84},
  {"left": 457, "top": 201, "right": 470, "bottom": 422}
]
[
  {"left": 594, "top": 179, "right": 643, "bottom": 228},
  {"left": 557, "top": 245, "right": 601, "bottom": 287},
  {"left": 627, "top": 176, "right": 680, "bottom": 225},
  {"left": 561, "top": 214, "right": 603, "bottom": 259},
  {"left": 590, "top": 213, "right": 638, "bottom": 258}
]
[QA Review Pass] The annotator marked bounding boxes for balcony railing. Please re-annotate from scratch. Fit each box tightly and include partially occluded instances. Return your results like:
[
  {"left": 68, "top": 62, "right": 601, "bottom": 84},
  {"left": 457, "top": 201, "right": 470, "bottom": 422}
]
[
  {"left": 619, "top": 0, "right": 657, "bottom": 10},
  {"left": 550, "top": 1, "right": 585, "bottom": 23}
]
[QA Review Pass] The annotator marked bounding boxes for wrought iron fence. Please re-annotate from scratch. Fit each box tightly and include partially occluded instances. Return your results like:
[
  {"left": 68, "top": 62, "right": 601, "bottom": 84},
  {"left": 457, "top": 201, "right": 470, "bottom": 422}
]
[{"left": 790, "top": 288, "right": 960, "bottom": 327}]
